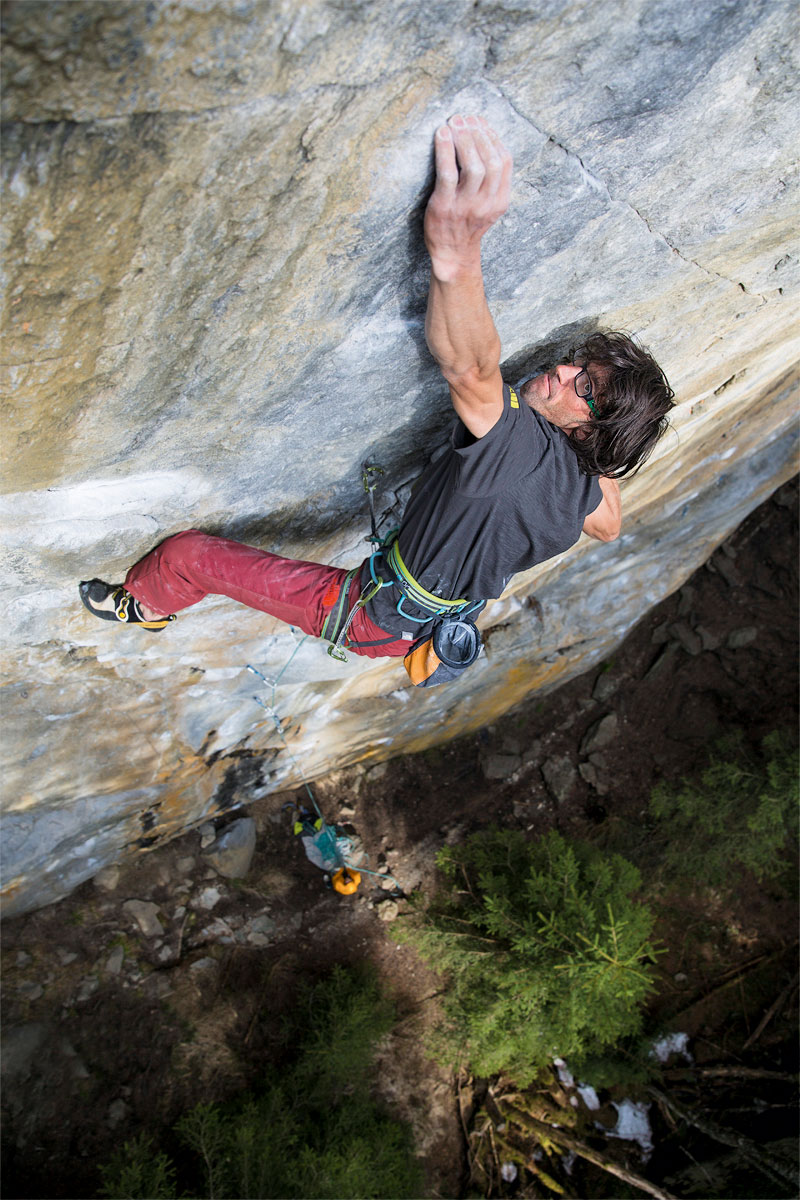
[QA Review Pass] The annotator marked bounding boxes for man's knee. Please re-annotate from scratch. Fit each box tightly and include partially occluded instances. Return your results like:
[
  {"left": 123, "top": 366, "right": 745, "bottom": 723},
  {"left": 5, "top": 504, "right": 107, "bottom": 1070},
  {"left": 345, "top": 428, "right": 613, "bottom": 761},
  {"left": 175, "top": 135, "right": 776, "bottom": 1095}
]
[{"left": 156, "top": 529, "right": 209, "bottom": 567}]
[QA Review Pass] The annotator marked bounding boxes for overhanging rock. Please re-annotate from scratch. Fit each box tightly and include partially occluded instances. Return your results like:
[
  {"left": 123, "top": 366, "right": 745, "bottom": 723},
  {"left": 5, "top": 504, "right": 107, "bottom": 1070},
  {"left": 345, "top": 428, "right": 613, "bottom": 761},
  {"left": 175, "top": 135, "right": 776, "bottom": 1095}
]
[{"left": 2, "top": 0, "right": 798, "bottom": 916}]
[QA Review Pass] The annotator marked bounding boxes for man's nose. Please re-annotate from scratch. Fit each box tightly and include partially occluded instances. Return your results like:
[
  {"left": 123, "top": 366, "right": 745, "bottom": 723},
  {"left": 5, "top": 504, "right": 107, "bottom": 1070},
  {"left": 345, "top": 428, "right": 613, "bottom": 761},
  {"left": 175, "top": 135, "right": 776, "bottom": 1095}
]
[{"left": 555, "top": 363, "right": 580, "bottom": 384}]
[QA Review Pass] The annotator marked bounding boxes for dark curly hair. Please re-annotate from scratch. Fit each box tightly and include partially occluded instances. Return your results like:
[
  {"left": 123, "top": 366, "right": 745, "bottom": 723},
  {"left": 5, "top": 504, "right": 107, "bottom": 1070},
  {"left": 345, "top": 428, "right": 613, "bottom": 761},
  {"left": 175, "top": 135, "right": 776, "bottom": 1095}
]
[{"left": 567, "top": 331, "right": 674, "bottom": 478}]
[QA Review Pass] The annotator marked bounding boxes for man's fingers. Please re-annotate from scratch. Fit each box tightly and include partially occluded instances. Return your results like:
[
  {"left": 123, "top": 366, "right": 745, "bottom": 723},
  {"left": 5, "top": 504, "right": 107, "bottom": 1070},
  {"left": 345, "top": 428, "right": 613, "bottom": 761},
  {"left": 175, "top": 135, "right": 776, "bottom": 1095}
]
[
  {"left": 433, "top": 124, "right": 459, "bottom": 195},
  {"left": 449, "top": 115, "right": 509, "bottom": 202},
  {"left": 482, "top": 123, "right": 513, "bottom": 196}
]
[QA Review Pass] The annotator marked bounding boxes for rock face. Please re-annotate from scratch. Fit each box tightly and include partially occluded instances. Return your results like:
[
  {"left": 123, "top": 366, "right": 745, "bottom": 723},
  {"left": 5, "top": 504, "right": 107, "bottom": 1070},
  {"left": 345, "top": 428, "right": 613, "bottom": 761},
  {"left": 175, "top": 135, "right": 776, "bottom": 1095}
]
[{"left": 1, "top": 0, "right": 797, "bottom": 917}]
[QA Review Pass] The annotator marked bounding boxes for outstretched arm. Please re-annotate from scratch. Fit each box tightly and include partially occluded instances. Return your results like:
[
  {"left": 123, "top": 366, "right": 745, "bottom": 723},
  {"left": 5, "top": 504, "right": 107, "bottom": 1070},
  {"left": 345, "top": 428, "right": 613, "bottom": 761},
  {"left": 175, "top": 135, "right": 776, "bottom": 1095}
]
[
  {"left": 424, "top": 115, "right": 512, "bottom": 439},
  {"left": 582, "top": 477, "right": 622, "bottom": 541}
]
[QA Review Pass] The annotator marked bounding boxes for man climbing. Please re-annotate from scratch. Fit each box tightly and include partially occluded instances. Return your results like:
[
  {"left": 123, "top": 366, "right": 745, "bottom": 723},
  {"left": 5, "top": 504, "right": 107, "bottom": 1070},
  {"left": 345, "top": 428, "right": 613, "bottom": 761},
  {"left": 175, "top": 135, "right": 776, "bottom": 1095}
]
[{"left": 80, "top": 115, "right": 674, "bottom": 684}]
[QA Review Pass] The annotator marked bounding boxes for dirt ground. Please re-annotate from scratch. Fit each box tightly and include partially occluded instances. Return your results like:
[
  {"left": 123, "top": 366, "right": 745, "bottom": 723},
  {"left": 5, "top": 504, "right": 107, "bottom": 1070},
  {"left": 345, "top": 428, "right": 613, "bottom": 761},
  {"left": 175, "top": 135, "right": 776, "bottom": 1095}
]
[{"left": 1, "top": 478, "right": 797, "bottom": 1200}]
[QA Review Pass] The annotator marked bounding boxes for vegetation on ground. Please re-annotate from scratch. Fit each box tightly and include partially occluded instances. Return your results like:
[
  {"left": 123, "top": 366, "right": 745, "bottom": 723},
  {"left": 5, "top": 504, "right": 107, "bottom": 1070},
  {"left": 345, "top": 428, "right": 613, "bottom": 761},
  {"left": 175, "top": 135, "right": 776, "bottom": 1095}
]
[
  {"left": 396, "top": 828, "right": 660, "bottom": 1084},
  {"left": 98, "top": 966, "right": 422, "bottom": 1200},
  {"left": 650, "top": 729, "right": 798, "bottom": 888}
]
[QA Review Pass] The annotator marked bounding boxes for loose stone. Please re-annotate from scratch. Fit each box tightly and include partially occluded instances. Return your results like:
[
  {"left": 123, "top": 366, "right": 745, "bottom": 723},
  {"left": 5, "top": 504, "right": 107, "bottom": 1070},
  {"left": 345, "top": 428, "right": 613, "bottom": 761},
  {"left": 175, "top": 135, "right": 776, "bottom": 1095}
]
[{"left": 122, "top": 900, "right": 165, "bottom": 938}]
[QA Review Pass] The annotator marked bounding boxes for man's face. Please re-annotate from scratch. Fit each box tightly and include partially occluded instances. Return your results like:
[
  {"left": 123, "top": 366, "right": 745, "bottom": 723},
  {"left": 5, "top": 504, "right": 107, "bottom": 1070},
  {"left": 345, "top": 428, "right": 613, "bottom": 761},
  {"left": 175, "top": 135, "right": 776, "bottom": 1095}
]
[{"left": 520, "top": 363, "right": 601, "bottom": 430}]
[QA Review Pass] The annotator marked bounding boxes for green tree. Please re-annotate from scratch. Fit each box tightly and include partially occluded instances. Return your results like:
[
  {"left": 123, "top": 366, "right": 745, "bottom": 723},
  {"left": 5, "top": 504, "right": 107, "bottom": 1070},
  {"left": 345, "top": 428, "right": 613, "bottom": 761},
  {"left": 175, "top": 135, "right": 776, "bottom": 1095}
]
[
  {"left": 397, "top": 829, "right": 659, "bottom": 1083},
  {"left": 98, "top": 967, "right": 422, "bottom": 1200},
  {"left": 650, "top": 729, "right": 798, "bottom": 888},
  {"left": 98, "top": 1133, "right": 177, "bottom": 1200}
]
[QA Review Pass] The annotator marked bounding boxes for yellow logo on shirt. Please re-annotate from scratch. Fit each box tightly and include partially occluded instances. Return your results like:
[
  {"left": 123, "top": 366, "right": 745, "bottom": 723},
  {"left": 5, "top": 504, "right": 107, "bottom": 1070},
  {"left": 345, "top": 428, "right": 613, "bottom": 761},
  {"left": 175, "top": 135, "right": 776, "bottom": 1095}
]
[{"left": 509, "top": 388, "right": 519, "bottom": 408}]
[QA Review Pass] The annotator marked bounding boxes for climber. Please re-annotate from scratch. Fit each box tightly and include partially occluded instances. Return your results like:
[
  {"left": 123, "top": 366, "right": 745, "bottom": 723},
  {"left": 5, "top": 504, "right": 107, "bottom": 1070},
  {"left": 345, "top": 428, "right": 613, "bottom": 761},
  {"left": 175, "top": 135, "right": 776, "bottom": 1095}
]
[{"left": 79, "top": 114, "right": 674, "bottom": 684}]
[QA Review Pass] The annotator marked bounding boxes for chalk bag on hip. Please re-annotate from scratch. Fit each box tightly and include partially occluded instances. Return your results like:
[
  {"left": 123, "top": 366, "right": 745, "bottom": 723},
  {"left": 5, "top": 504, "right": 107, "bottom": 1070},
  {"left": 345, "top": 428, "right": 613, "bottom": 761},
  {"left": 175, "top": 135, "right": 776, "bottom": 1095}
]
[{"left": 404, "top": 616, "right": 482, "bottom": 688}]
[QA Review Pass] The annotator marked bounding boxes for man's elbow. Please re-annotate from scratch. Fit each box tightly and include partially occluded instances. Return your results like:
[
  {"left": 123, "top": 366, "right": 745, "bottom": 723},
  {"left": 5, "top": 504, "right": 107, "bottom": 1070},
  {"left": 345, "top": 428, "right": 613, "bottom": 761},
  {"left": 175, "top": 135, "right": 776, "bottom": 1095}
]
[
  {"left": 435, "top": 342, "right": 502, "bottom": 388},
  {"left": 584, "top": 519, "right": 621, "bottom": 543},
  {"left": 597, "top": 524, "right": 621, "bottom": 543}
]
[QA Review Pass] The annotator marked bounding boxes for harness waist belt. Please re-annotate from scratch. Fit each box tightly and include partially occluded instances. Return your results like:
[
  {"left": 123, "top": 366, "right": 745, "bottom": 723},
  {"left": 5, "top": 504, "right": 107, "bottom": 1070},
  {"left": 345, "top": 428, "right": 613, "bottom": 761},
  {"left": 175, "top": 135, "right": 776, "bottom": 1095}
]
[{"left": 385, "top": 539, "right": 471, "bottom": 615}]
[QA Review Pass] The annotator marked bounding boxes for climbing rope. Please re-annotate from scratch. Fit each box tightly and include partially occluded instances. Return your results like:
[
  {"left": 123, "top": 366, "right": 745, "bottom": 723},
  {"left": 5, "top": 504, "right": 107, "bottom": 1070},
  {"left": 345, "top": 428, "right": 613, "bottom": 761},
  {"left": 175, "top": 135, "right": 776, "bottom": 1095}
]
[{"left": 246, "top": 646, "right": 404, "bottom": 895}]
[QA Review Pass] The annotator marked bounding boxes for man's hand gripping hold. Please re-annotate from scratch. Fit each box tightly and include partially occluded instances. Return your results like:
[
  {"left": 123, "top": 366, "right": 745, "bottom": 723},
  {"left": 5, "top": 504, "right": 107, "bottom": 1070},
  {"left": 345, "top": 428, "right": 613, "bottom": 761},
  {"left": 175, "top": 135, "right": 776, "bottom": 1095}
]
[{"left": 424, "top": 115, "right": 512, "bottom": 439}]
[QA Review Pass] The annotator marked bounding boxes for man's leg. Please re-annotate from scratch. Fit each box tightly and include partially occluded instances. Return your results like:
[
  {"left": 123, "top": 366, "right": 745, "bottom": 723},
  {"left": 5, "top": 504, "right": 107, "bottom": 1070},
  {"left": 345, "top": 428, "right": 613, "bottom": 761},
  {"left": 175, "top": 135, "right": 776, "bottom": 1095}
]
[
  {"left": 83, "top": 529, "right": 412, "bottom": 657},
  {"left": 123, "top": 530, "right": 349, "bottom": 637}
]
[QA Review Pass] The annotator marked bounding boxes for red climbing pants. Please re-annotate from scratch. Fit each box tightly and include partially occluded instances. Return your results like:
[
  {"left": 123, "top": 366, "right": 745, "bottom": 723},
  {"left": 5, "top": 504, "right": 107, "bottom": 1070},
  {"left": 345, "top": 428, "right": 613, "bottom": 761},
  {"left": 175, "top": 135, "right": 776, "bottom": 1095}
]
[{"left": 124, "top": 530, "right": 410, "bottom": 658}]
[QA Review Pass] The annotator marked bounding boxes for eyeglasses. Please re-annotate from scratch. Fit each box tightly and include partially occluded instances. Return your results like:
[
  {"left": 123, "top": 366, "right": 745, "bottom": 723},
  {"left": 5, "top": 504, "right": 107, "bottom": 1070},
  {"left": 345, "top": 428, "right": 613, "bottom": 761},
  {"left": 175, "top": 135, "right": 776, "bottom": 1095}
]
[{"left": 573, "top": 365, "right": 597, "bottom": 417}]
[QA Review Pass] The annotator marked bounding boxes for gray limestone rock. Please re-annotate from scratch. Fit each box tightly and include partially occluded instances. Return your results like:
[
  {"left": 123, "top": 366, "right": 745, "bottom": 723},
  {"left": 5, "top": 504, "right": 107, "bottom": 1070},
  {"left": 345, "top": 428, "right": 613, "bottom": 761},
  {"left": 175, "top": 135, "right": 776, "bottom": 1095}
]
[
  {"left": 1, "top": 0, "right": 798, "bottom": 917},
  {"left": 107, "top": 1099, "right": 130, "bottom": 1128},
  {"left": 198, "top": 824, "right": 217, "bottom": 849},
  {"left": 541, "top": 755, "right": 579, "bottom": 804},
  {"left": 580, "top": 714, "right": 620, "bottom": 756},
  {"left": 592, "top": 672, "right": 620, "bottom": 703},
  {"left": 711, "top": 555, "right": 742, "bottom": 588},
  {"left": 192, "top": 887, "right": 223, "bottom": 912},
  {"left": 203, "top": 817, "right": 257, "bottom": 879},
  {"left": 75, "top": 976, "right": 100, "bottom": 1003},
  {"left": 1, "top": 1024, "right": 50, "bottom": 1081},
  {"left": 189, "top": 957, "right": 218, "bottom": 975},
  {"left": 481, "top": 754, "right": 523, "bottom": 781},
  {"left": 92, "top": 866, "right": 120, "bottom": 892},
  {"left": 122, "top": 900, "right": 164, "bottom": 939},
  {"left": 727, "top": 626, "right": 759, "bottom": 649},
  {"left": 105, "top": 945, "right": 125, "bottom": 975},
  {"left": 16, "top": 982, "right": 43, "bottom": 1002},
  {"left": 643, "top": 644, "right": 680, "bottom": 680},
  {"left": 244, "top": 914, "right": 276, "bottom": 947},
  {"left": 669, "top": 621, "right": 704, "bottom": 656},
  {"left": 696, "top": 624, "right": 722, "bottom": 652}
]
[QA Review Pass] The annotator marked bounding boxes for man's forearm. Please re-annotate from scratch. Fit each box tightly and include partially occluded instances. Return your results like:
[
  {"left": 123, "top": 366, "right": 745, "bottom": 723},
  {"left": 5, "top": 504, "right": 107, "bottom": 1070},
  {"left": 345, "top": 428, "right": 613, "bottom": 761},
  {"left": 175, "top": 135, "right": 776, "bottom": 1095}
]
[
  {"left": 423, "top": 118, "right": 511, "bottom": 384},
  {"left": 425, "top": 257, "right": 501, "bottom": 383}
]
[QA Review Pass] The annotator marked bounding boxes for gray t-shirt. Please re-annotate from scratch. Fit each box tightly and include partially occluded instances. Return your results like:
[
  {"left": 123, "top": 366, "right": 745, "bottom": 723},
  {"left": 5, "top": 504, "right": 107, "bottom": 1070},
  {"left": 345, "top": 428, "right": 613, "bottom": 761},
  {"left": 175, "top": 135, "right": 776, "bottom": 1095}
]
[{"left": 366, "top": 383, "right": 602, "bottom": 635}]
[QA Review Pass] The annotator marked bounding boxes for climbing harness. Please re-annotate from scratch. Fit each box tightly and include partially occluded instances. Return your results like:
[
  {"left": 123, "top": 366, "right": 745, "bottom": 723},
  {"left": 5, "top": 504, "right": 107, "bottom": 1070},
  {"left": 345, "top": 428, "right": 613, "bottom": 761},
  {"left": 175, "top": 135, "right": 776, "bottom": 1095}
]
[
  {"left": 382, "top": 536, "right": 482, "bottom": 624},
  {"left": 320, "top": 462, "right": 486, "bottom": 678}
]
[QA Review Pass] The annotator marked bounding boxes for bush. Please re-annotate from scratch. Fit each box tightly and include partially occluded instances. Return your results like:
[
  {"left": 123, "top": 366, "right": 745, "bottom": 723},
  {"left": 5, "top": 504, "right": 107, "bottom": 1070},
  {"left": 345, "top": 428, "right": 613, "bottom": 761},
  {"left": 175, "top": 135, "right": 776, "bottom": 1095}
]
[
  {"left": 396, "top": 829, "right": 659, "bottom": 1084},
  {"left": 98, "top": 1133, "right": 176, "bottom": 1199},
  {"left": 98, "top": 967, "right": 422, "bottom": 1200},
  {"left": 650, "top": 729, "right": 799, "bottom": 888}
]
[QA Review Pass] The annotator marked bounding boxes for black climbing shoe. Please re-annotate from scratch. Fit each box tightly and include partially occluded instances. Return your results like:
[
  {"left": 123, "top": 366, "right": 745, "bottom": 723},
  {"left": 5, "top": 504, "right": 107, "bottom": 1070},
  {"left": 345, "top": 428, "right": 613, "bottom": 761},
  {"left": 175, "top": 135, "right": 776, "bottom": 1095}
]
[{"left": 79, "top": 579, "right": 175, "bottom": 631}]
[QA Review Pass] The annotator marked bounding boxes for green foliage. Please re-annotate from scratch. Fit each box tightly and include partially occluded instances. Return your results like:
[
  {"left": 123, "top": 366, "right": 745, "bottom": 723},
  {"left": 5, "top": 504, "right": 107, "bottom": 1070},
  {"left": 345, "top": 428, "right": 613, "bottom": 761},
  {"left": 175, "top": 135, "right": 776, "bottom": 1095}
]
[
  {"left": 397, "top": 829, "right": 659, "bottom": 1084},
  {"left": 650, "top": 730, "right": 799, "bottom": 888},
  {"left": 98, "top": 967, "right": 422, "bottom": 1200},
  {"left": 98, "top": 1133, "right": 177, "bottom": 1199}
]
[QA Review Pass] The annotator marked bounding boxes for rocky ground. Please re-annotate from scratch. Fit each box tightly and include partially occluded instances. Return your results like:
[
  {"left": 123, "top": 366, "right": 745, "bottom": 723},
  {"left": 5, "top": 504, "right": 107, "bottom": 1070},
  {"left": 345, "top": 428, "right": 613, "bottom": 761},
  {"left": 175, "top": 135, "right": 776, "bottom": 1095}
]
[{"left": 1, "top": 478, "right": 797, "bottom": 1200}]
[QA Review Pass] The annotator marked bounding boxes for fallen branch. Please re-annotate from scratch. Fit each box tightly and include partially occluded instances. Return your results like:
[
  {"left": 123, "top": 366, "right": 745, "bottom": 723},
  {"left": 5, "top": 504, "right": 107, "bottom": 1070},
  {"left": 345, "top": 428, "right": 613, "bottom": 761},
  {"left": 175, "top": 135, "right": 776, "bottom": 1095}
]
[
  {"left": 501, "top": 1106, "right": 677, "bottom": 1200},
  {"left": 742, "top": 971, "right": 799, "bottom": 1050},
  {"left": 646, "top": 1085, "right": 797, "bottom": 1190},
  {"left": 664, "top": 952, "right": 776, "bottom": 1025}
]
